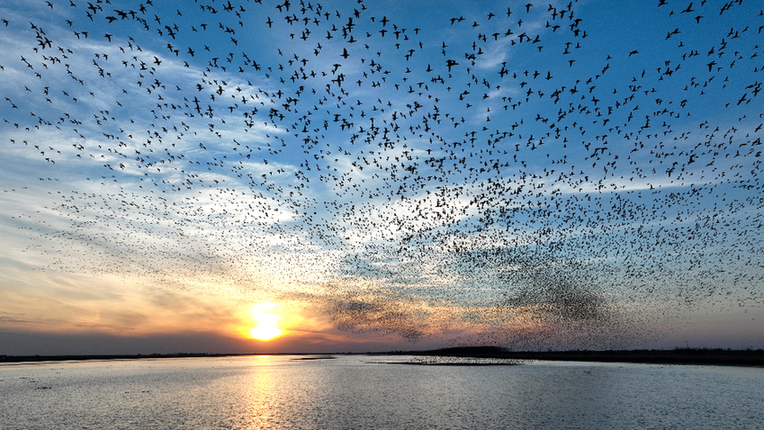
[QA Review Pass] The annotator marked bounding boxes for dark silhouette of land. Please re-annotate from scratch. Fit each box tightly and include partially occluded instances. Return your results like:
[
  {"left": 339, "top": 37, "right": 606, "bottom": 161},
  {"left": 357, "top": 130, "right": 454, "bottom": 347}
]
[
  {"left": 2, "top": 347, "right": 763, "bottom": 366},
  {"left": 0, "top": 352, "right": 238, "bottom": 364},
  {"left": 392, "top": 346, "right": 764, "bottom": 366}
]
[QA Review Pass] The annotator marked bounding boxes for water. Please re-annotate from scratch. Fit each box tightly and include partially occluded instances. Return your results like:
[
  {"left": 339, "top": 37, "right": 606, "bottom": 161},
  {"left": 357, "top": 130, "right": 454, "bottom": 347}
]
[{"left": 1, "top": 355, "right": 762, "bottom": 429}]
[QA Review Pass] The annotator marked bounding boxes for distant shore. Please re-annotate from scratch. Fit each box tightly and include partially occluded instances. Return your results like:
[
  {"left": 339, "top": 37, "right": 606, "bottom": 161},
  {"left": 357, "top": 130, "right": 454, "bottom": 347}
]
[
  {"left": 0, "top": 352, "right": 242, "bottom": 364},
  {"left": 396, "top": 346, "right": 764, "bottom": 366},
  {"left": 2, "top": 347, "right": 763, "bottom": 366}
]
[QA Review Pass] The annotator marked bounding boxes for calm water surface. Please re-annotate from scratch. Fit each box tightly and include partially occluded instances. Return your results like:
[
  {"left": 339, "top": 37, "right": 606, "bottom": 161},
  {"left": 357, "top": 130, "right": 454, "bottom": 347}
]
[{"left": 1, "top": 355, "right": 762, "bottom": 429}]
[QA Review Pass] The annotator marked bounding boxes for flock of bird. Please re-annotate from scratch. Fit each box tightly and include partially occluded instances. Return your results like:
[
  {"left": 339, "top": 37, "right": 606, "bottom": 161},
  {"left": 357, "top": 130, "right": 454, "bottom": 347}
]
[{"left": 1, "top": 0, "right": 763, "bottom": 349}]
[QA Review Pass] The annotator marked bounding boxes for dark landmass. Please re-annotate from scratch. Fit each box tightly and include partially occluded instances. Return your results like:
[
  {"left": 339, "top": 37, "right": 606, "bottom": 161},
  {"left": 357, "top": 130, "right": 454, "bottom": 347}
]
[
  {"left": 387, "top": 346, "right": 764, "bottom": 366},
  {"left": 291, "top": 356, "right": 337, "bottom": 360},
  {"left": 0, "top": 352, "right": 250, "bottom": 364},
  {"left": 3, "top": 347, "right": 764, "bottom": 366}
]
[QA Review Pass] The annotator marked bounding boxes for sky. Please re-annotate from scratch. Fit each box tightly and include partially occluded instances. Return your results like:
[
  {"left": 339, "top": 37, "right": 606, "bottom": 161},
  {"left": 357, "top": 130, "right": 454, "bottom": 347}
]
[{"left": 1, "top": 0, "right": 763, "bottom": 355}]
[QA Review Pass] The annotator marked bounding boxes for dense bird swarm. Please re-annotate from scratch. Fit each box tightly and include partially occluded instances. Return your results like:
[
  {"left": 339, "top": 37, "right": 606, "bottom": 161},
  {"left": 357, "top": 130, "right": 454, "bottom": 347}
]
[{"left": 1, "top": 0, "right": 762, "bottom": 349}]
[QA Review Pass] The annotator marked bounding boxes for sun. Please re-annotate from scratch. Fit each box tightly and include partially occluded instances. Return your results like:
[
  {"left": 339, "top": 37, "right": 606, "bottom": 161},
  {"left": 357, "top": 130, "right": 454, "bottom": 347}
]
[
  {"left": 250, "top": 325, "right": 283, "bottom": 341},
  {"left": 248, "top": 303, "right": 284, "bottom": 341}
]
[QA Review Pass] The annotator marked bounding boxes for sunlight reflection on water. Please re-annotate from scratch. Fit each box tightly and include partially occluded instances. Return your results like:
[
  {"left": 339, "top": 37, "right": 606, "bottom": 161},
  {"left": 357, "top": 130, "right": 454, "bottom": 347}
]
[{"left": 1, "top": 355, "right": 763, "bottom": 429}]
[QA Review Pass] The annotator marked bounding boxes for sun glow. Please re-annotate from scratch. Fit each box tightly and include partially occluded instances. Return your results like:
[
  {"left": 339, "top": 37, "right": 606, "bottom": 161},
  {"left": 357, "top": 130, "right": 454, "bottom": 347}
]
[
  {"left": 249, "top": 303, "right": 284, "bottom": 341},
  {"left": 250, "top": 325, "right": 283, "bottom": 341}
]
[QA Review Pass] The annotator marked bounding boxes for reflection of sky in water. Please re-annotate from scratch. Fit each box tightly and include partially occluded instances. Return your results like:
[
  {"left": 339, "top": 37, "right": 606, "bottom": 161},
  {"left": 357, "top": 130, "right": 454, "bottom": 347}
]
[{"left": 2, "top": 356, "right": 764, "bottom": 429}]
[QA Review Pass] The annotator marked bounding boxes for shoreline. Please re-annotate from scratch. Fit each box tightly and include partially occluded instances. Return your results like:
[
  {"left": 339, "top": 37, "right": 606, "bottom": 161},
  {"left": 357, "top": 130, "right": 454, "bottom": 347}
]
[
  {"left": 396, "top": 347, "right": 764, "bottom": 366},
  {"left": 2, "top": 347, "right": 764, "bottom": 366}
]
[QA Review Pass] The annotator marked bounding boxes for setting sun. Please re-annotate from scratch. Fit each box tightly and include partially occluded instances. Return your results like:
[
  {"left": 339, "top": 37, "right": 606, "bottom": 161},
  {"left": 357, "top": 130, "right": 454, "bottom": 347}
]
[
  {"left": 249, "top": 325, "right": 283, "bottom": 341},
  {"left": 248, "top": 303, "right": 284, "bottom": 341}
]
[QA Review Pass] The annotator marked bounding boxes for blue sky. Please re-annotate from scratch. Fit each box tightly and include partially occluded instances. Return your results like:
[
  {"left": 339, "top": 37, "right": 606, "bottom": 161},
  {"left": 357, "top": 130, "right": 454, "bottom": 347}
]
[{"left": 1, "top": 0, "right": 763, "bottom": 354}]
